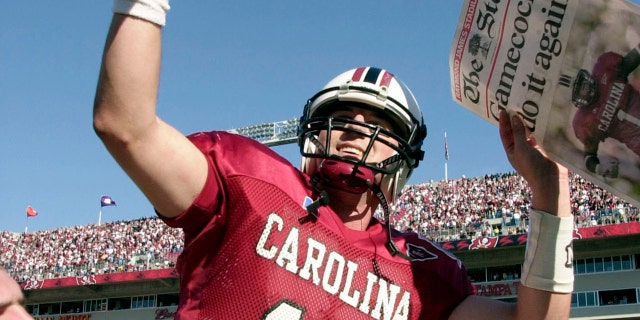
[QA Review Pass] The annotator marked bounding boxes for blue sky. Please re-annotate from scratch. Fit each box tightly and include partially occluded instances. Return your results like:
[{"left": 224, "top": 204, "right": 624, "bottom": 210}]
[{"left": 3, "top": 1, "right": 635, "bottom": 232}]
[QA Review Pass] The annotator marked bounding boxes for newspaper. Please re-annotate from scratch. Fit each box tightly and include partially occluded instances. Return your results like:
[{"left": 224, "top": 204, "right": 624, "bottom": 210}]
[{"left": 450, "top": 0, "right": 640, "bottom": 207}]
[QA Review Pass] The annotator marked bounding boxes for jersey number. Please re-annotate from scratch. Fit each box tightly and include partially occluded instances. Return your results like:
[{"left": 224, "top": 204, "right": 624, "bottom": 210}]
[{"left": 262, "top": 299, "right": 305, "bottom": 320}]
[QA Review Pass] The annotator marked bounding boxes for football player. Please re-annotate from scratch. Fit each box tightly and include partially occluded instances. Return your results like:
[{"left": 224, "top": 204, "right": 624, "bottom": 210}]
[
  {"left": 572, "top": 43, "right": 640, "bottom": 178},
  {"left": 94, "top": 1, "right": 574, "bottom": 319}
]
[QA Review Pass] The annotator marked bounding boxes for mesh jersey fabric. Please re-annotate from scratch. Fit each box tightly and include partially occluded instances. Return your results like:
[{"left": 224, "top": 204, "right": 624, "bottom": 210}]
[{"left": 160, "top": 131, "right": 475, "bottom": 320}]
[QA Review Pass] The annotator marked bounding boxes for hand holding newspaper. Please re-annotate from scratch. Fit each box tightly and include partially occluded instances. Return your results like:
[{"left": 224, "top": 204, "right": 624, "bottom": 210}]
[{"left": 450, "top": 0, "right": 640, "bottom": 207}]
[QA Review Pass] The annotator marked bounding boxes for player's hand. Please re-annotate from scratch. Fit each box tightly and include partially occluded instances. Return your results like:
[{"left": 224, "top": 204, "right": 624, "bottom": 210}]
[
  {"left": 597, "top": 160, "right": 619, "bottom": 178},
  {"left": 498, "top": 110, "right": 569, "bottom": 215}
]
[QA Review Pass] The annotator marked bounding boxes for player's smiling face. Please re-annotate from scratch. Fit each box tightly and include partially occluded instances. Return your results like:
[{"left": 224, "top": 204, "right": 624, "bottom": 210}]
[{"left": 318, "top": 106, "right": 399, "bottom": 165}]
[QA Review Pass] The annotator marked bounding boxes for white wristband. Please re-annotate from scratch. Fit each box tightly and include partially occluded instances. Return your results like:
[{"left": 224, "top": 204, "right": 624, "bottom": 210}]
[
  {"left": 521, "top": 209, "right": 574, "bottom": 293},
  {"left": 113, "top": 0, "right": 170, "bottom": 26}
]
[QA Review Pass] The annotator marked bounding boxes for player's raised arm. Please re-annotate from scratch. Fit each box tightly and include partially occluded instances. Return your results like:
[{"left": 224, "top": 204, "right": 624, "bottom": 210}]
[
  {"left": 93, "top": 1, "right": 207, "bottom": 218},
  {"left": 500, "top": 110, "right": 573, "bottom": 319},
  {"left": 450, "top": 110, "right": 573, "bottom": 320},
  {"left": 619, "top": 43, "right": 640, "bottom": 79}
]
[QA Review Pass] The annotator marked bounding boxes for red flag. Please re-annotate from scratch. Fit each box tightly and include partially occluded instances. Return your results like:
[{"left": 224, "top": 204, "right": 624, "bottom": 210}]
[{"left": 26, "top": 205, "right": 38, "bottom": 217}]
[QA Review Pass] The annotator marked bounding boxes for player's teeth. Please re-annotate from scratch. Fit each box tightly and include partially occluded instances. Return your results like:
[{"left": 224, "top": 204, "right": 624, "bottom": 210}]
[{"left": 340, "top": 147, "right": 362, "bottom": 156}]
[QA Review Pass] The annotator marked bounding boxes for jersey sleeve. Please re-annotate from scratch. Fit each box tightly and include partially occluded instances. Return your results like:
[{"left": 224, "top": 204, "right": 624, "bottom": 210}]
[
  {"left": 593, "top": 52, "right": 624, "bottom": 81},
  {"left": 159, "top": 131, "right": 285, "bottom": 233}
]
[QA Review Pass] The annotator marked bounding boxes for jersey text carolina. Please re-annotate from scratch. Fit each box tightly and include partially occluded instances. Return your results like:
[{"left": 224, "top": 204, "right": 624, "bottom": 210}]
[{"left": 256, "top": 211, "right": 411, "bottom": 319}]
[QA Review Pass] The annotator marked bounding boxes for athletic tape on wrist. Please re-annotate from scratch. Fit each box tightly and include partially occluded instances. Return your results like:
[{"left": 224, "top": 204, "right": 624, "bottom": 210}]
[
  {"left": 113, "top": 0, "right": 170, "bottom": 26},
  {"left": 521, "top": 209, "right": 574, "bottom": 293}
]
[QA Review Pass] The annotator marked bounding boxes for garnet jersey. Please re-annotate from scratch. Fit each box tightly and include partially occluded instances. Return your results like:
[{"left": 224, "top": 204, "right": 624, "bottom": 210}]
[
  {"left": 572, "top": 52, "right": 640, "bottom": 156},
  {"left": 160, "top": 131, "right": 475, "bottom": 320}
]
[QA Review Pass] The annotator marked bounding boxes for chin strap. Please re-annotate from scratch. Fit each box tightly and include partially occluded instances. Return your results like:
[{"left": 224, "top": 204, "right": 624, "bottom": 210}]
[
  {"left": 299, "top": 174, "right": 412, "bottom": 261},
  {"left": 371, "top": 184, "right": 413, "bottom": 261},
  {"left": 299, "top": 175, "right": 330, "bottom": 224}
]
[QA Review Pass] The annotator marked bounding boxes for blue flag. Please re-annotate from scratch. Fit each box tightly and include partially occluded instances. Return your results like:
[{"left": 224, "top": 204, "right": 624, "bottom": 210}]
[{"left": 100, "top": 195, "right": 117, "bottom": 207}]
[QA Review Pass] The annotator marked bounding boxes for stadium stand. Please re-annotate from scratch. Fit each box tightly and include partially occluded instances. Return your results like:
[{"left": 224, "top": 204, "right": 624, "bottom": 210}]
[
  {"left": 2, "top": 171, "right": 638, "bottom": 283},
  {"left": 2, "top": 171, "right": 640, "bottom": 319},
  {"left": 1, "top": 217, "right": 183, "bottom": 283}
]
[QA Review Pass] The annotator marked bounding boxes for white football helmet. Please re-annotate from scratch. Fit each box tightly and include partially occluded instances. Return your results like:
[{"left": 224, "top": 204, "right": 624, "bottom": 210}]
[{"left": 298, "top": 66, "right": 427, "bottom": 203}]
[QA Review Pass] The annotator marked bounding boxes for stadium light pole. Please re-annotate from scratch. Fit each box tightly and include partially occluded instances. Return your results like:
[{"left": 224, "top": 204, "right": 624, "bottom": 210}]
[{"left": 227, "top": 118, "right": 299, "bottom": 147}]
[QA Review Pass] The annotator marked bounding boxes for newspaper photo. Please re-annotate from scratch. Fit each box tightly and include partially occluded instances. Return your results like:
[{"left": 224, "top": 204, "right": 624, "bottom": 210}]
[{"left": 450, "top": 0, "right": 640, "bottom": 207}]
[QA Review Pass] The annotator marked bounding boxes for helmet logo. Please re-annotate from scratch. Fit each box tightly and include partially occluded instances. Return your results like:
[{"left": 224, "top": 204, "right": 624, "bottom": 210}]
[
  {"left": 352, "top": 67, "right": 394, "bottom": 88},
  {"left": 406, "top": 243, "right": 437, "bottom": 261}
]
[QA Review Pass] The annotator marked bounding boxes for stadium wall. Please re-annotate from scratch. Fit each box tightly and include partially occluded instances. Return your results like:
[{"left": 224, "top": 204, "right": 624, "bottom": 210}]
[{"left": 21, "top": 223, "right": 640, "bottom": 319}]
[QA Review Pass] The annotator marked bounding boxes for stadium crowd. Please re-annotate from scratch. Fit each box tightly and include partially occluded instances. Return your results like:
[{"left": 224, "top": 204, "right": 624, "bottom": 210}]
[
  {"left": 2, "top": 172, "right": 638, "bottom": 282},
  {"left": 1, "top": 218, "right": 183, "bottom": 282},
  {"left": 389, "top": 172, "right": 639, "bottom": 242}
]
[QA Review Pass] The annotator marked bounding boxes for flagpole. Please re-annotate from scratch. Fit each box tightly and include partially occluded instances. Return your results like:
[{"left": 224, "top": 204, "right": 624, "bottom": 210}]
[
  {"left": 445, "top": 162, "right": 448, "bottom": 182},
  {"left": 98, "top": 208, "right": 102, "bottom": 226},
  {"left": 25, "top": 215, "right": 28, "bottom": 233}
]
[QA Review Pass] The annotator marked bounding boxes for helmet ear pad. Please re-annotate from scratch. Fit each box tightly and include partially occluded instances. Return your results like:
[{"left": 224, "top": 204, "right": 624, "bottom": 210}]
[
  {"left": 299, "top": 136, "right": 318, "bottom": 176},
  {"left": 381, "top": 164, "right": 411, "bottom": 203}
]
